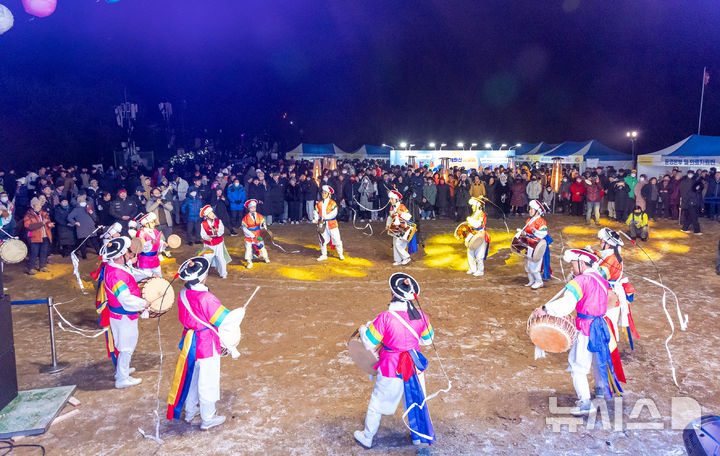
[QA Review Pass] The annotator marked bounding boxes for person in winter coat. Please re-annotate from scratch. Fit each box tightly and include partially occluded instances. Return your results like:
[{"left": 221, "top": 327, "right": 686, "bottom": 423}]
[
  {"left": 605, "top": 176, "right": 617, "bottom": 219},
  {"left": 68, "top": 196, "right": 99, "bottom": 258},
  {"left": 541, "top": 185, "right": 555, "bottom": 211},
  {"left": 454, "top": 178, "right": 471, "bottom": 222},
  {"left": 634, "top": 175, "right": 647, "bottom": 211},
  {"left": 641, "top": 177, "right": 660, "bottom": 221},
  {"left": 583, "top": 177, "right": 603, "bottom": 224},
  {"left": 181, "top": 190, "right": 203, "bottom": 245},
  {"left": 485, "top": 176, "right": 498, "bottom": 218},
  {"left": 496, "top": 173, "right": 511, "bottom": 218},
  {"left": 681, "top": 180, "right": 703, "bottom": 234},
  {"left": 96, "top": 192, "right": 115, "bottom": 227},
  {"left": 301, "top": 174, "right": 319, "bottom": 222},
  {"left": 285, "top": 177, "right": 304, "bottom": 223},
  {"left": 469, "top": 176, "right": 486, "bottom": 199},
  {"left": 705, "top": 171, "right": 720, "bottom": 220},
  {"left": 614, "top": 179, "right": 632, "bottom": 222},
  {"left": 109, "top": 189, "right": 139, "bottom": 234},
  {"left": 510, "top": 176, "right": 527, "bottom": 216},
  {"left": 210, "top": 187, "right": 232, "bottom": 234},
  {"left": 525, "top": 176, "right": 542, "bottom": 202},
  {"left": 266, "top": 174, "right": 285, "bottom": 224},
  {"left": 24, "top": 198, "right": 54, "bottom": 274},
  {"left": 669, "top": 175, "right": 682, "bottom": 220},
  {"left": 568, "top": 177, "right": 585, "bottom": 216},
  {"left": 422, "top": 178, "right": 437, "bottom": 219},
  {"left": 172, "top": 175, "right": 189, "bottom": 225},
  {"left": 658, "top": 176, "right": 672, "bottom": 219},
  {"left": 145, "top": 187, "right": 174, "bottom": 239},
  {"left": 54, "top": 197, "right": 76, "bottom": 257},
  {"left": 435, "top": 178, "right": 450, "bottom": 218},
  {"left": 226, "top": 178, "right": 246, "bottom": 231}
]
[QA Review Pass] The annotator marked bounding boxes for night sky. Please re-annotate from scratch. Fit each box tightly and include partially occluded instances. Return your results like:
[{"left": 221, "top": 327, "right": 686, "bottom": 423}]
[{"left": 2, "top": 0, "right": 720, "bottom": 168}]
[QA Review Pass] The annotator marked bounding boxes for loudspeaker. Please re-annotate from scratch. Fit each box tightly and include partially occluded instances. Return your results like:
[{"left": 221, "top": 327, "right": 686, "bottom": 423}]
[{"left": 0, "top": 294, "right": 18, "bottom": 410}]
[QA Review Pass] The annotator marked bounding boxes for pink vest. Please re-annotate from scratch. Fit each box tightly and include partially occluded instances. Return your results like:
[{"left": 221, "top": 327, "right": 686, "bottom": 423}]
[
  {"left": 573, "top": 271, "right": 609, "bottom": 336},
  {"left": 367, "top": 308, "right": 432, "bottom": 378},
  {"left": 178, "top": 289, "right": 229, "bottom": 359},
  {"left": 104, "top": 264, "right": 141, "bottom": 320},
  {"left": 137, "top": 229, "right": 162, "bottom": 269}
]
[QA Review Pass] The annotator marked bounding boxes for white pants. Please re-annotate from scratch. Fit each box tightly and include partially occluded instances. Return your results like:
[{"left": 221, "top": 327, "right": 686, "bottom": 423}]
[
  {"left": 109, "top": 316, "right": 138, "bottom": 382},
  {"left": 466, "top": 237, "right": 487, "bottom": 274},
  {"left": 567, "top": 333, "right": 604, "bottom": 401},
  {"left": 319, "top": 226, "right": 343, "bottom": 256},
  {"left": 244, "top": 241, "right": 269, "bottom": 263},
  {"left": 202, "top": 242, "right": 227, "bottom": 278},
  {"left": 136, "top": 266, "right": 161, "bottom": 280},
  {"left": 392, "top": 237, "right": 410, "bottom": 263},
  {"left": 360, "top": 372, "right": 427, "bottom": 442},
  {"left": 184, "top": 354, "right": 221, "bottom": 423},
  {"left": 524, "top": 252, "right": 543, "bottom": 284}
]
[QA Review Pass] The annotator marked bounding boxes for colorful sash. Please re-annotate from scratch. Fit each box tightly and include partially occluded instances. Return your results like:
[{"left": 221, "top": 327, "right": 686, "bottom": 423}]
[
  {"left": 92, "top": 263, "right": 118, "bottom": 366},
  {"left": 167, "top": 329, "right": 199, "bottom": 420},
  {"left": 541, "top": 234, "right": 554, "bottom": 280},
  {"left": 577, "top": 312, "right": 624, "bottom": 397},
  {"left": 396, "top": 350, "right": 435, "bottom": 445}
]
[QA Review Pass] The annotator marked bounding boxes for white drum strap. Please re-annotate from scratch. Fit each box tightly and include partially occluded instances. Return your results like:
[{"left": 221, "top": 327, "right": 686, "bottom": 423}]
[{"left": 388, "top": 310, "right": 421, "bottom": 341}]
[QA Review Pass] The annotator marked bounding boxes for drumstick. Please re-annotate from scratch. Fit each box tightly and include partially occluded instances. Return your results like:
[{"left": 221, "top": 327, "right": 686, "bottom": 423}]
[
  {"left": 243, "top": 286, "right": 261, "bottom": 309},
  {"left": 541, "top": 287, "right": 567, "bottom": 308}
]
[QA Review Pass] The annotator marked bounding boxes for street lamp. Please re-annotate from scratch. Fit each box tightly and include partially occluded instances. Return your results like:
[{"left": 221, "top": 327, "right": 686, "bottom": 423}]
[
  {"left": 470, "top": 143, "right": 478, "bottom": 150},
  {"left": 429, "top": 142, "right": 436, "bottom": 150},
  {"left": 457, "top": 142, "right": 464, "bottom": 150},
  {"left": 409, "top": 144, "right": 416, "bottom": 150},
  {"left": 382, "top": 143, "right": 395, "bottom": 151},
  {"left": 500, "top": 143, "right": 508, "bottom": 150},
  {"left": 626, "top": 130, "right": 638, "bottom": 166},
  {"left": 440, "top": 143, "right": 447, "bottom": 150},
  {"left": 484, "top": 143, "right": 492, "bottom": 149},
  {"left": 400, "top": 142, "right": 408, "bottom": 150}
]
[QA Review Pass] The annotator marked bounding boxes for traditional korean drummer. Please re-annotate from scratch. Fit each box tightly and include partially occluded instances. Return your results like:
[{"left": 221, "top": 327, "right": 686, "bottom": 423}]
[
  {"left": 167, "top": 257, "right": 245, "bottom": 431},
  {"left": 465, "top": 196, "right": 490, "bottom": 277},
  {"left": 99, "top": 236, "right": 150, "bottom": 389},
  {"left": 533, "top": 249, "right": 624, "bottom": 415},
  {"left": 386, "top": 190, "right": 414, "bottom": 266},
  {"left": 354, "top": 273, "right": 435, "bottom": 448}
]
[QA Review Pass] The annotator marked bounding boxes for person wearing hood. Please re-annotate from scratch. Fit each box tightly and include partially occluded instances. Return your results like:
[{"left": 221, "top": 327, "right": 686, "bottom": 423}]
[{"left": 626, "top": 205, "right": 649, "bottom": 241}]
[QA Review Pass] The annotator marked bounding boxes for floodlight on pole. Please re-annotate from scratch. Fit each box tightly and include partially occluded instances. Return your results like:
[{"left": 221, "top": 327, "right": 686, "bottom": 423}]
[
  {"left": 457, "top": 142, "right": 464, "bottom": 150},
  {"left": 429, "top": 142, "right": 436, "bottom": 150},
  {"left": 500, "top": 143, "right": 508, "bottom": 149},
  {"left": 626, "top": 130, "right": 639, "bottom": 167},
  {"left": 400, "top": 142, "right": 408, "bottom": 150},
  {"left": 470, "top": 143, "right": 478, "bottom": 150},
  {"left": 409, "top": 144, "right": 415, "bottom": 150},
  {"left": 440, "top": 143, "right": 447, "bottom": 150},
  {"left": 484, "top": 143, "right": 492, "bottom": 149}
]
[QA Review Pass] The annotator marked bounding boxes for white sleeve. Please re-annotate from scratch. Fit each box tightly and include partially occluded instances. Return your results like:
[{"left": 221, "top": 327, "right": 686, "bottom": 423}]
[
  {"left": 116, "top": 287, "right": 147, "bottom": 312},
  {"left": 200, "top": 224, "right": 210, "bottom": 241},
  {"left": 545, "top": 289, "right": 578, "bottom": 318},
  {"left": 312, "top": 206, "right": 319, "bottom": 223},
  {"left": 242, "top": 226, "right": 254, "bottom": 238},
  {"left": 216, "top": 220, "right": 224, "bottom": 237},
  {"left": 326, "top": 205, "right": 338, "bottom": 220}
]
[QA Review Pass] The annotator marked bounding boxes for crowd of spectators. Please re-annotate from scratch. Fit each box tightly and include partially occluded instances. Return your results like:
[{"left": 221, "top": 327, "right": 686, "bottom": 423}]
[{"left": 1, "top": 151, "right": 719, "bottom": 274}]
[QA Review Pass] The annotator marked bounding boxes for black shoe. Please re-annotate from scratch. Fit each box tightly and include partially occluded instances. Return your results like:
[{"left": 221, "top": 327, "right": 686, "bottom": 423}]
[{"left": 188, "top": 242, "right": 194, "bottom": 246}]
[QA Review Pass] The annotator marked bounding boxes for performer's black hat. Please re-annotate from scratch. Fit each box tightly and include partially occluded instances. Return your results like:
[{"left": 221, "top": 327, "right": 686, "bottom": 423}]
[
  {"left": 389, "top": 273, "right": 423, "bottom": 321},
  {"left": 177, "top": 256, "right": 210, "bottom": 285},
  {"left": 101, "top": 236, "right": 131, "bottom": 261},
  {"left": 389, "top": 272, "right": 420, "bottom": 301}
]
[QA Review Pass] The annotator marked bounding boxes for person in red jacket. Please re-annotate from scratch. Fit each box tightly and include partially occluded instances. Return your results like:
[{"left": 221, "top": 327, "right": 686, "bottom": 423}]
[
  {"left": 583, "top": 177, "right": 603, "bottom": 224},
  {"left": 23, "top": 197, "right": 55, "bottom": 275},
  {"left": 570, "top": 177, "right": 586, "bottom": 216}
]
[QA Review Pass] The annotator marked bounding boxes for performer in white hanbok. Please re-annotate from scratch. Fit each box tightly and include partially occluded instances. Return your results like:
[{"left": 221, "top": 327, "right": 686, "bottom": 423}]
[
  {"left": 167, "top": 257, "right": 246, "bottom": 430},
  {"left": 386, "top": 190, "right": 415, "bottom": 266},
  {"left": 465, "top": 197, "right": 490, "bottom": 277},
  {"left": 354, "top": 273, "right": 435, "bottom": 448},
  {"left": 97, "top": 237, "right": 150, "bottom": 389},
  {"left": 314, "top": 185, "right": 344, "bottom": 261},
  {"left": 199, "top": 205, "right": 229, "bottom": 279}
]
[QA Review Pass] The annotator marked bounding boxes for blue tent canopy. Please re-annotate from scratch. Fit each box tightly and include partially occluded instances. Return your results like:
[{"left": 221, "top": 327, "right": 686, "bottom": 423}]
[
  {"left": 299, "top": 143, "right": 336, "bottom": 155},
  {"left": 582, "top": 141, "right": 631, "bottom": 161},
  {"left": 664, "top": 135, "right": 720, "bottom": 156},
  {"left": 364, "top": 145, "right": 392, "bottom": 156},
  {"left": 544, "top": 141, "right": 588, "bottom": 157}
]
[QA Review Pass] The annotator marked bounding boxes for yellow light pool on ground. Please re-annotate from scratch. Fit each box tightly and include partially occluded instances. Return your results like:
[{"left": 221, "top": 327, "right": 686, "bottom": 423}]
[
  {"left": 34, "top": 264, "right": 72, "bottom": 280},
  {"left": 277, "top": 267, "right": 321, "bottom": 281},
  {"left": 330, "top": 267, "right": 367, "bottom": 278}
]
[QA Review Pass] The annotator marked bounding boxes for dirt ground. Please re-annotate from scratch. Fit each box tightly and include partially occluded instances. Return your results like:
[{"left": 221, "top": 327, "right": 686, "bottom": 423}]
[{"left": 3, "top": 214, "right": 719, "bottom": 455}]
